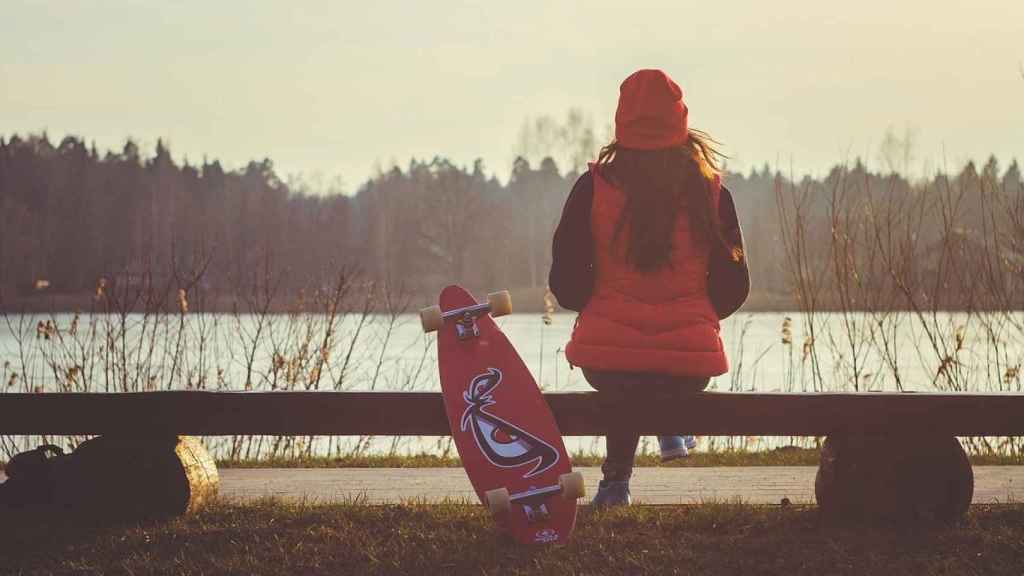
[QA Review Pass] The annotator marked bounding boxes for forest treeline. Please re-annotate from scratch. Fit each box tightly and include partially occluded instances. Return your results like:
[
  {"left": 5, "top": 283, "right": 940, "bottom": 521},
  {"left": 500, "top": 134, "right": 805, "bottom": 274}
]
[{"left": 0, "top": 131, "right": 1021, "bottom": 312}]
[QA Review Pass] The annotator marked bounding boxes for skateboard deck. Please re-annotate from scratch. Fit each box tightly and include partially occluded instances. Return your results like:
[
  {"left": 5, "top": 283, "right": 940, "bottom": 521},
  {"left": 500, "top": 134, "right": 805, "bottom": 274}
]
[{"left": 426, "top": 285, "right": 581, "bottom": 545}]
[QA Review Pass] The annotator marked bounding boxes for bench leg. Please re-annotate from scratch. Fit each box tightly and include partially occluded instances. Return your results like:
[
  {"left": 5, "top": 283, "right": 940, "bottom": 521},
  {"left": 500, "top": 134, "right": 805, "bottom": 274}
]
[
  {"left": 176, "top": 435, "right": 220, "bottom": 513},
  {"left": 815, "top": 433, "right": 972, "bottom": 523}
]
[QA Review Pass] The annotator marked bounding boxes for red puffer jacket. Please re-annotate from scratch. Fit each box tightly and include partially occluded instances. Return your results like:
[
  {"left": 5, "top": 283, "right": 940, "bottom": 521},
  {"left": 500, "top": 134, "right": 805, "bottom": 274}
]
[{"left": 564, "top": 165, "right": 728, "bottom": 377}]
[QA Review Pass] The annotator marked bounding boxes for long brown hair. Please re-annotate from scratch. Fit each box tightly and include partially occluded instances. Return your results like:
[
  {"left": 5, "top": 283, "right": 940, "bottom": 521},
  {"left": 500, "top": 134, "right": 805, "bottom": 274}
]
[{"left": 596, "top": 129, "right": 735, "bottom": 272}]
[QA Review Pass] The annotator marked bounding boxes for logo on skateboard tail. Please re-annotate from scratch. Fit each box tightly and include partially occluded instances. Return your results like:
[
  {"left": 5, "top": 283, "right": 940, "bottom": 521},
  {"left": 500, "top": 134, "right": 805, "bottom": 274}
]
[
  {"left": 460, "top": 368, "right": 559, "bottom": 478},
  {"left": 534, "top": 528, "right": 559, "bottom": 543}
]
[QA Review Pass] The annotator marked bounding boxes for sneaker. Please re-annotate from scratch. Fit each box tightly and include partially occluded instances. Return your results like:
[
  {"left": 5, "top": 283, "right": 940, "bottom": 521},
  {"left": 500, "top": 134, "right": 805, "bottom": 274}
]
[
  {"left": 684, "top": 435, "right": 698, "bottom": 451},
  {"left": 658, "top": 435, "right": 689, "bottom": 462},
  {"left": 590, "top": 479, "right": 631, "bottom": 508}
]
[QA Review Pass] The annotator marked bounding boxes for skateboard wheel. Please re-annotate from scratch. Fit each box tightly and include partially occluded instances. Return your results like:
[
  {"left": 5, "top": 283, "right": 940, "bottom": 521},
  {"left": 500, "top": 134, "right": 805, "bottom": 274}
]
[
  {"left": 559, "top": 472, "right": 586, "bottom": 500},
  {"left": 419, "top": 305, "right": 443, "bottom": 333},
  {"left": 485, "top": 487, "right": 511, "bottom": 516},
  {"left": 487, "top": 290, "right": 512, "bottom": 317}
]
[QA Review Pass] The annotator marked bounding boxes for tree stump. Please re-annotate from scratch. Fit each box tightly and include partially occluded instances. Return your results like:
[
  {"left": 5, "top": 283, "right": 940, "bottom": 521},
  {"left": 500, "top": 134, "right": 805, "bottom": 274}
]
[{"left": 815, "top": 433, "right": 972, "bottom": 523}]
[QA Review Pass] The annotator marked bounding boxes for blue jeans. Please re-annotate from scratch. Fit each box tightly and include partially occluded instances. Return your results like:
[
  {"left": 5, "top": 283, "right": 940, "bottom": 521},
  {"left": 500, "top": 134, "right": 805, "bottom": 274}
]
[{"left": 583, "top": 369, "right": 708, "bottom": 482}]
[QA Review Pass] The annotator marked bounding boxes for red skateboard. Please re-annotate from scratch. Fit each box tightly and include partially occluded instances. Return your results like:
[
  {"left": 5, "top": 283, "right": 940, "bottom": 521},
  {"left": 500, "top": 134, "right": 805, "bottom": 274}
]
[{"left": 421, "top": 285, "right": 584, "bottom": 545}]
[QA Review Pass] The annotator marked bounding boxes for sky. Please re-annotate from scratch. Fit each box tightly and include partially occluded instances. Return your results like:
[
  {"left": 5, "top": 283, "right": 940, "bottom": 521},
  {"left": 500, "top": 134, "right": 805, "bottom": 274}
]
[{"left": 2, "top": 0, "right": 1022, "bottom": 190}]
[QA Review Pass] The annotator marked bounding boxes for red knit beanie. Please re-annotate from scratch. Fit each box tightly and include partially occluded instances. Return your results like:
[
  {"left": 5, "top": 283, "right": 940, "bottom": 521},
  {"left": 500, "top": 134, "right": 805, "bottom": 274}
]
[{"left": 614, "top": 69, "right": 689, "bottom": 150}]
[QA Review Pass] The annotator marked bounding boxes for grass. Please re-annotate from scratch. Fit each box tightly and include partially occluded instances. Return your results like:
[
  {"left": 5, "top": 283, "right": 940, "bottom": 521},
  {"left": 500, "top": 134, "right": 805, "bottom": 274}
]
[
  {"left": 2, "top": 499, "right": 1023, "bottom": 575},
  {"left": 216, "top": 447, "right": 1024, "bottom": 469}
]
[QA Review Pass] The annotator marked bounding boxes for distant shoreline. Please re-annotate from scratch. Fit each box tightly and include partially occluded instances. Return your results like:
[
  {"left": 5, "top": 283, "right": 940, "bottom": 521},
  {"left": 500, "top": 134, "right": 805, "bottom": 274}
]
[{"left": 1, "top": 288, "right": 1016, "bottom": 315}]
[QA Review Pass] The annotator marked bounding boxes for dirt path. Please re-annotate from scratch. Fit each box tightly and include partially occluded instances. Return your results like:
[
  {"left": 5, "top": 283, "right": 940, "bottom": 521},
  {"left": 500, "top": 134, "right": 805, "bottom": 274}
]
[{"left": 216, "top": 466, "right": 1022, "bottom": 505}]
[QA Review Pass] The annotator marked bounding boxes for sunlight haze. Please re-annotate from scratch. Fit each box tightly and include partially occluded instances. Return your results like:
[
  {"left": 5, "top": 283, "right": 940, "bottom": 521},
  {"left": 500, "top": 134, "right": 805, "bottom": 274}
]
[{"left": 2, "top": 0, "right": 1021, "bottom": 188}]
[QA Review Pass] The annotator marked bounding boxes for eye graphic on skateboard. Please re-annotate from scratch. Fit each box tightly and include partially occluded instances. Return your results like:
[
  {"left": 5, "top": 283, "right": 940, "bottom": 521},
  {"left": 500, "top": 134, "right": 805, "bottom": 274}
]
[
  {"left": 461, "top": 368, "right": 560, "bottom": 479},
  {"left": 492, "top": 429, "right": 519, "bottom": 443}
]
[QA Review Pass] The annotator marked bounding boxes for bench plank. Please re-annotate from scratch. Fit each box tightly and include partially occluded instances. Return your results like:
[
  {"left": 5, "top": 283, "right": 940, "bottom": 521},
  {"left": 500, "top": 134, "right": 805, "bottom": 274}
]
[{"left": 0, "top": 391, "right": 1022, "bottom": 436}]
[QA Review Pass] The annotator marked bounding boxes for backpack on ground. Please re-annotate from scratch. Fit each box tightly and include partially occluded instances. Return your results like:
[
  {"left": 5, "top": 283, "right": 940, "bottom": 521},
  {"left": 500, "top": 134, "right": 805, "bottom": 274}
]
[{"left": 0, "top": 444, "right": 68, "bottom": 509}]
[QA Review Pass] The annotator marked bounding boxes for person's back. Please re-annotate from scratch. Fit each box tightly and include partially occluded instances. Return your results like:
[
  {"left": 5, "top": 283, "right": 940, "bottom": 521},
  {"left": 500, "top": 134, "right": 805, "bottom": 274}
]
[
  {"left": 566, "top": 154, "right": 726, "bottom": 377},
  {"left": 549, "top": 69, "right": 749, "bottom": 506}
]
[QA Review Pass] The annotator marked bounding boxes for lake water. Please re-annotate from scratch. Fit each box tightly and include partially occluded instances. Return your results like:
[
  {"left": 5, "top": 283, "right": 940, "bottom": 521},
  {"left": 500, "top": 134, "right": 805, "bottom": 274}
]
[{"left": 2, "top": 311, "right": 1022, "bottom": 458}]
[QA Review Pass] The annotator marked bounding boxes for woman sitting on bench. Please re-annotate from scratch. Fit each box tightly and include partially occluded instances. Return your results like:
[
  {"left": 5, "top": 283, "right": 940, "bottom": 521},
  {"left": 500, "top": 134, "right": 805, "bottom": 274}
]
[{"left": 549, "top": 69, "right": 750, "bottom": 507}]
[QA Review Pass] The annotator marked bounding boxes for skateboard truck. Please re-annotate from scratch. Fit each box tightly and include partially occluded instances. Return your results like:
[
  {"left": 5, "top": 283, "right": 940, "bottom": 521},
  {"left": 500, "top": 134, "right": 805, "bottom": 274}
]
[
  {"left": 420, "top": 291, "right": 513, "bottom": 339},
  {"left": 454, "top": 309, "right": 482, "bottom": 340},
  {"left": 484, "top": 473, "right": 585, "bottom": 522},
  {"left": 522, "top": 502, "right": 550, "bottom": 523},
  {"left": 513, "top": 485, "right": 560, "bottom": 523}
]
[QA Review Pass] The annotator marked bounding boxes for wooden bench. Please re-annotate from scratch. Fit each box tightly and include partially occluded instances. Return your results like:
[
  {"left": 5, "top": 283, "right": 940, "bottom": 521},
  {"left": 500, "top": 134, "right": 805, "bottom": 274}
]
[{"left": 3, "top": 390, "right": 1021, "bottom": 522}]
